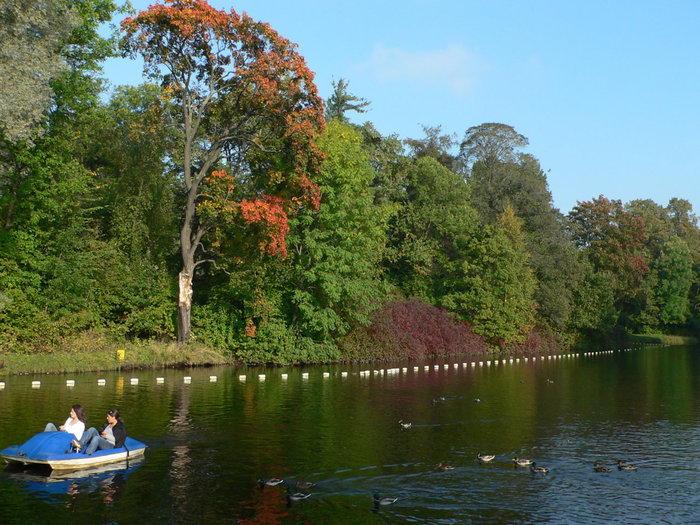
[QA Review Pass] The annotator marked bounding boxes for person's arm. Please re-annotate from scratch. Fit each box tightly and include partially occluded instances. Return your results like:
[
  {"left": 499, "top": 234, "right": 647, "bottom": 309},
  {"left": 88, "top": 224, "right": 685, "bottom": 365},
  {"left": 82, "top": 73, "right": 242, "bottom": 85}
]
[{"left": 113, "top": 422, "right": 127, "bottom": 448}]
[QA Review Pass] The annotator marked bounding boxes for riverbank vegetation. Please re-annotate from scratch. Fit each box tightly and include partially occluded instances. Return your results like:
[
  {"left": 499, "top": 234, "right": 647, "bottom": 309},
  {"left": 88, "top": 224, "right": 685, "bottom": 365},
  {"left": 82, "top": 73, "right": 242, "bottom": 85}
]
[{"left": 1, "top": 0, "right": 698, "bottom": 374}]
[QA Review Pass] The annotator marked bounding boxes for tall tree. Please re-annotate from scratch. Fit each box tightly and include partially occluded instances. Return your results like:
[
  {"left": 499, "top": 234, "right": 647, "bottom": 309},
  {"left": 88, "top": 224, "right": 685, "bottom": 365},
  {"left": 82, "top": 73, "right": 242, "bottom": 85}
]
[
  {"left": 122, "top": 0, "right": 325, "bottom": 343},
  {"left": 568, "top": 196, "right": 648, "bottom": 294},
  {"left": 459, "top": 124, "right": 582, "bottom": 330},
  {"left": 0, "top": 0, "right": 78, "bottom": 144},
  {"left": 383, "top": 156, "right": 476, "bottom": 301},
  {"left": 324, "top": 78, "right": 370, "bottom": 123},
  {"left": 655, "top": 236, "right": 693, "bottom": 326},
  {"left": 404, "top": 125, "right": 458, "bottom": 171},
  {"left": 285, "top": 121, "right": 389, "bottom": 342},
  {"left": 568, "top": 196, "right": 648, "bottom": 332},
  {"left": 458, "top": 122, "right": 528, "bottom": 173},
  {"left": 442, "top": 204, "right": 537, "bottom": 344}
]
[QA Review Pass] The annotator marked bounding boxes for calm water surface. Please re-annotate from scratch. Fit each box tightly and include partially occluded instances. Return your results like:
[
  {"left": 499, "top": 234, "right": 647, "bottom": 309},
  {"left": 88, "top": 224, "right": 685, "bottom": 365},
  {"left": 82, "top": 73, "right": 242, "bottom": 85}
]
[{"left": 1, "top": 345, "right": 700, "bottom": 524}]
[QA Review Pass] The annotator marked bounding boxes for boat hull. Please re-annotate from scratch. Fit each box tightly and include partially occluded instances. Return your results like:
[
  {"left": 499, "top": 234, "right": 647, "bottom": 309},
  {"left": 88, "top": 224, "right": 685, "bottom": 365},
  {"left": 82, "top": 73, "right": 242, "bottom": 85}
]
[{"left": 1, "top": 431, "right": 146, "bottom": 470}]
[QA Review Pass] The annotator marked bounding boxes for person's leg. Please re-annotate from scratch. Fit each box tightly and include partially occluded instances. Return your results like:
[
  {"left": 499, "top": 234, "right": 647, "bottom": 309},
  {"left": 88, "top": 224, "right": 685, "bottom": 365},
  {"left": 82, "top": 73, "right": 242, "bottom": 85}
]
[
  {"left": 77, "top": 427, "right": 99, "bottom": 449},
  {"left": 44, "top": 422, "right": 58, "bottom": 432},
  {"left": 85, "top": 436, "right": 114, "bottom": 455}
]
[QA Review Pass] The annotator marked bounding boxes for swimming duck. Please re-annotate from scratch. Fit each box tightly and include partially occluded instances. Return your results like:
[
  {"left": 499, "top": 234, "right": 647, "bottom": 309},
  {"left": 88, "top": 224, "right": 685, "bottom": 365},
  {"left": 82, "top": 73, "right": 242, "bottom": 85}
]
[
  {"left": 593, "top": 462, "right": 612, "bottom": 473},
  {"left": 435, "top": 462, "right": 454, "bottom": 471},
  {"left": 294, "top": 480, "right": 316, "bottom": 490},
  {"left": 374, "top": 494, "right": 398, "bottom": 507},
  {"left": 432, "top": 396, "right": 446, "bottom": 404},
  {"left": 512, "top": 457, "right": 533, "bottom": 467},
  {"left": 257, "top": 477, "right": 285, "bottom": 487},
  {"left": 617, "top": 460, "right": 638, "bottom": 471},
  {"left": 477, "top": 453, "right": 496, "bottom": 463},
  {"left": 398, "top": 420, "right": 412, "bottom": 429},
  {"left": 287, "top": 489, "right": 311, "bottom": 502},
  {"left": 530, "top": 462, "right": 549, "bottom": 474}
]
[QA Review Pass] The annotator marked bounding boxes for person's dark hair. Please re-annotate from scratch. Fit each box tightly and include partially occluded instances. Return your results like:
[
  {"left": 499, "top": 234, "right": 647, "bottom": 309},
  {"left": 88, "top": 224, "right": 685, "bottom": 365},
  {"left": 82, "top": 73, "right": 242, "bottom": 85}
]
[
  {"left": 108, "top": 409, "right": 124, "bottom": 424},
  {"left": 72, "top": 404, "right": 87, "bottom": 424}
]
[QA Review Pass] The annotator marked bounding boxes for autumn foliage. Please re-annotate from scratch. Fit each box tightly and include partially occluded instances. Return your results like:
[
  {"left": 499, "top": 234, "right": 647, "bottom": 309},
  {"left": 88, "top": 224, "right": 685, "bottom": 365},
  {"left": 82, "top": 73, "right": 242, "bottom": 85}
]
[
  {"left": 121, "top": 0, "right": 325, "bottom": 341},
  {"left": 343, "top": 298, "right": 488, "bottom": 361},
  {"left": 568, "top": 195, "right": 649, "bottom": 289}
]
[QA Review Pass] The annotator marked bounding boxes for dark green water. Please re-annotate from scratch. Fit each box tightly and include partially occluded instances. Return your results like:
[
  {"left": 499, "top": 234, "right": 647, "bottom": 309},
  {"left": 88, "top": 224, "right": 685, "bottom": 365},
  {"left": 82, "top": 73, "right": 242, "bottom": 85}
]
[{"left": 1, "top": 345, "right": 700, "bottom": 523}]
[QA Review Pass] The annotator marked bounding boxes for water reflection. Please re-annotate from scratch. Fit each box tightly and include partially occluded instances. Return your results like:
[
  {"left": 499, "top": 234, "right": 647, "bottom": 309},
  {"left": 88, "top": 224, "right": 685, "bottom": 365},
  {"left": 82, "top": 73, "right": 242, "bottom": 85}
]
[
  {"left": 2, "top": 346, "right": 700, "bottom": 523},
  {"left": 1, "top": 456, "right": 143, "bottom": 507}
]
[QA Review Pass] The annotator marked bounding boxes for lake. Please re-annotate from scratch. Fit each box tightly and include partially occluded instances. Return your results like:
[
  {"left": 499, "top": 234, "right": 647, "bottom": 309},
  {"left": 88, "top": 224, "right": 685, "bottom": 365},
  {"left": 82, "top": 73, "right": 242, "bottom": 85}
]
[{"left": 1, "top": 344, "right": 699, "bottom": 523}]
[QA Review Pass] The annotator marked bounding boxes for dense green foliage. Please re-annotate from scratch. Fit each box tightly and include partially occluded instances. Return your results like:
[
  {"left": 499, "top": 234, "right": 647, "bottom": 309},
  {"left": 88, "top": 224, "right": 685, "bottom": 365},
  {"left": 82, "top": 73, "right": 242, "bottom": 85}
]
[{"left": 1, "top": 1, "right": 698, "bottom": 362}]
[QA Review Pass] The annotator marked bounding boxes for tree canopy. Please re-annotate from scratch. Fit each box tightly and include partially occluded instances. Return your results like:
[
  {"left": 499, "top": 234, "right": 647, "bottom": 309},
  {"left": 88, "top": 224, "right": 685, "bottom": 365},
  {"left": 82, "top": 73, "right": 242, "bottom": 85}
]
[{"left": 1, "top": 2, "right": 698, "bottom": 361}]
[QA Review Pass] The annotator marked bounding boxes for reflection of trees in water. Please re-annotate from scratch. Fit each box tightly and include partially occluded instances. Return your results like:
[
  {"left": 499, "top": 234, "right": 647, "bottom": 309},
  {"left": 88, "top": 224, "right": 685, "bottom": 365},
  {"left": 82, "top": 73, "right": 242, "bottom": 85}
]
[
  {"left": 168, "top": 385, "right": 192, "bottom": 514},
  {"left": 237, "top": 485, "right": 289, "bottom": 524}
]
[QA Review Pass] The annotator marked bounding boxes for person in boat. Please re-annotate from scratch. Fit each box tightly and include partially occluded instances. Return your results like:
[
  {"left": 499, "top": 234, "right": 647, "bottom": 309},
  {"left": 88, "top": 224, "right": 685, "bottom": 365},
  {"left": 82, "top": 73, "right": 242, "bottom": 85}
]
[
  {"left": 73, "top": 409, "right": 126, "bottom": 455},
  {"left": 44, "top": 404, "right": 87, "bottom": 440}
]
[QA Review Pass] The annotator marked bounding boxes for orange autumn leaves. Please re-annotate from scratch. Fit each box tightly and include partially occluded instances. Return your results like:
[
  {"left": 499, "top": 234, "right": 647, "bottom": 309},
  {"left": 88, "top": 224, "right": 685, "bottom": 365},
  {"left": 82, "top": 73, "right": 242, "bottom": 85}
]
[
  {"left": 201, "top": 169, "right": 320, "bottom": 258},
  {"left": 123, "top": 0, "right": 325, "bottom": 260}
]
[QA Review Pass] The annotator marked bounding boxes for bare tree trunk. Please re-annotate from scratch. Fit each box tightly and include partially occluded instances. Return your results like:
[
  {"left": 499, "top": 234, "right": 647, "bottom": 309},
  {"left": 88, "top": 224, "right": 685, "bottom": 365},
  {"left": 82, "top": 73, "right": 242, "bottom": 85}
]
[{"left": 177, "top": 270, "right": 193, "bottom": 343}]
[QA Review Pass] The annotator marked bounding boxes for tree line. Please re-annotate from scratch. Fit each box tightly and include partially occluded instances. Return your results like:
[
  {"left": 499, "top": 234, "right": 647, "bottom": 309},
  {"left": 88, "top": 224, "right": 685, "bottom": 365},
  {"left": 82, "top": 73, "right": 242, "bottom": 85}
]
[{"left": 1, "top": 0, "right": 698, "bottom": 363}]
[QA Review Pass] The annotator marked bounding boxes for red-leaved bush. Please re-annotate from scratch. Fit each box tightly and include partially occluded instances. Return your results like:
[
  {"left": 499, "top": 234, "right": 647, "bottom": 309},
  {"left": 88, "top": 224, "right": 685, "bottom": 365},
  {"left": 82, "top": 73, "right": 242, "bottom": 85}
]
[
  {"left": 503, "top": 329, "right": 561, "bottom": 358},
  {"left": 341, "top": 298, "right": 488, "bottom": 361}
]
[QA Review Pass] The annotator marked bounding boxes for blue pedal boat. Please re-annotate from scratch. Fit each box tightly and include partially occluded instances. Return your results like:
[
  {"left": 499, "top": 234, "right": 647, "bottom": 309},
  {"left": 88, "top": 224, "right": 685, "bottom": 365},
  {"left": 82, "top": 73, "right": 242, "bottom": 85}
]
[{"left": 1, "top": 432, "right": 146, "bottom": 470}]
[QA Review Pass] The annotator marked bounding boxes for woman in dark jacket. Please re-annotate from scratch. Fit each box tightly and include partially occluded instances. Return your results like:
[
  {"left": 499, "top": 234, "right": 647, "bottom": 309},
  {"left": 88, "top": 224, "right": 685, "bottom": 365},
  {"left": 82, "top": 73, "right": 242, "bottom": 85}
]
[{"left": 72, "top": 409, "right": 126, "bottom": 455}]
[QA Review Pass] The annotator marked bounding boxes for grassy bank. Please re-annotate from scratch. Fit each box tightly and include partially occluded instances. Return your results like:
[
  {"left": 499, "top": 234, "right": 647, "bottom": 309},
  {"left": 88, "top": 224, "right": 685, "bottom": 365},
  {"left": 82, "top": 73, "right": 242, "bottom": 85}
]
[
  {"left": 0, "top": 339, "right": 232, "bottom": 376},
  {"left": 2, "top": 330, "right": 696, "bottom": 377},
  {"left": 627, "top": 334, "right": 698, "bottom": 346}
]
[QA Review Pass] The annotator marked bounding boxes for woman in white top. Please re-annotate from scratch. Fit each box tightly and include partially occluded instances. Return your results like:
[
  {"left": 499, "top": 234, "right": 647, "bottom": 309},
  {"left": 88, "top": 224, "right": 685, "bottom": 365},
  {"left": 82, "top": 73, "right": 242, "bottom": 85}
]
[{"left": 44, "top": 404, "right": 87, "bottom": 440}]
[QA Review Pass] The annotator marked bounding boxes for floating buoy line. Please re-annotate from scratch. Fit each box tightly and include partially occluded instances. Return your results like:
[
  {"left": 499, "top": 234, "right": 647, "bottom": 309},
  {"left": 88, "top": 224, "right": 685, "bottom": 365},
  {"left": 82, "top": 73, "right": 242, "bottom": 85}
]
[{"left": 0, "top": 344, "right": 665, "bottom": 389}]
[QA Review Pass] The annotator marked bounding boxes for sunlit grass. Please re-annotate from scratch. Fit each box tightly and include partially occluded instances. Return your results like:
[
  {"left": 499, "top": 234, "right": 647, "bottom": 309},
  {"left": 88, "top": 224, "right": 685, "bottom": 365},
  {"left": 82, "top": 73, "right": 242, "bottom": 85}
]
[
  {"left": 0, "top": 334, "right": 231, "bottom": 376},
  {"left": 628, "top": 333, "right": 698, "bottom": 346}
]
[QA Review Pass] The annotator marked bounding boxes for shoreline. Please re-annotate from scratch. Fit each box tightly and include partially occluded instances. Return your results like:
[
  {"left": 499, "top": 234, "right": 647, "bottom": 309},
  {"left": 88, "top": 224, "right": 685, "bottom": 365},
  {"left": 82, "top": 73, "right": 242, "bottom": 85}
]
[{"left": 0, "top": 334, "right": 696, "bottom": 377}]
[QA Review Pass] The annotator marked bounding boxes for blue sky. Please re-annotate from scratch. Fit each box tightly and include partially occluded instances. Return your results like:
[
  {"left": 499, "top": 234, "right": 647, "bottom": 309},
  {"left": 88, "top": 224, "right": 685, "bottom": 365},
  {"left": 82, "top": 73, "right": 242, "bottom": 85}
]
[{"left": 102, "top": 0, "right": 700, "bottom": 215}]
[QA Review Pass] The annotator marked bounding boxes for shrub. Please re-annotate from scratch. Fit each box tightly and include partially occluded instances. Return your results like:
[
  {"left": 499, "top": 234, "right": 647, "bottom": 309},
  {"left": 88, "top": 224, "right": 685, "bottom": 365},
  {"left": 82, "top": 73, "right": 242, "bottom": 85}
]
[{"left": 340, "top": 298, "right": 488, "bottom": 361}]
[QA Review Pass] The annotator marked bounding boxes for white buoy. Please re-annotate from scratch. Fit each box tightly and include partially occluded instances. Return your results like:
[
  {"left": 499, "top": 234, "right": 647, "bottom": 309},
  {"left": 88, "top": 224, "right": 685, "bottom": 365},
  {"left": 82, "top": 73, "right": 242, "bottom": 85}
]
[
  {"left": 302, "top": 372, "right": 309, "bottom": 379},
  {"left": 424, "top": 365, "right": 430, "bottom": 371},
  {"left": 237, "top": 375, "right": 245, "bottom": 382},
  {"left": 66, "top": 379, "right": 75, "bottom": 387},
  {"left": 32, "top": 380, "right": 41, "bottom": 389},
  {"left": 184, "top": 376, "right": 192, "bottom": 383},
  {"left": 209, "top": 375, "right": 217, "bottom": 382},
  {"left": 98, "top": 379, "right": 106, "bottom": 386},
  {"left": 341, "top": 371, "right": 348, "bottom": 378},
  {"left": 0, "top": 382, "right": 4, "bottom": 390},
  {"left": 130, "top": 378, "right": 139, "bottom": 385},
  {"left": 156, "top": 377, "right": 165, "bottom": 384},
  {"left": 281, "top": 373, "right": 288, "bottom": 380},
  {"left": 258, "top": 374, "right": 266, "bottom": 381},
  {"left": 323, "top": 372, "right": 330, "bottom": 378}
]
